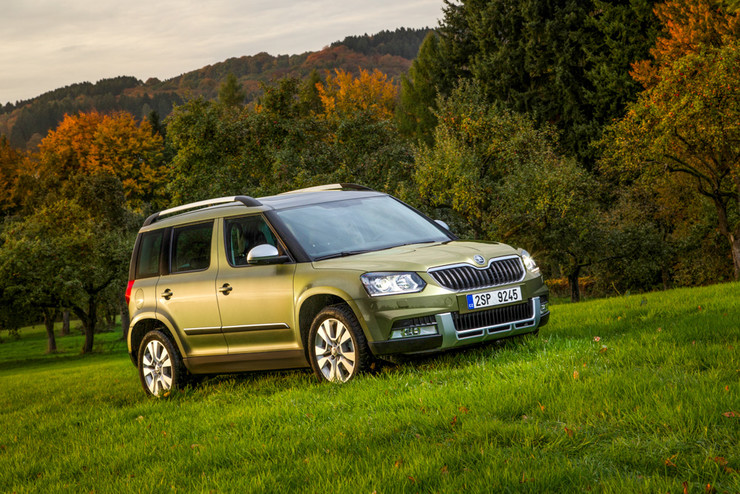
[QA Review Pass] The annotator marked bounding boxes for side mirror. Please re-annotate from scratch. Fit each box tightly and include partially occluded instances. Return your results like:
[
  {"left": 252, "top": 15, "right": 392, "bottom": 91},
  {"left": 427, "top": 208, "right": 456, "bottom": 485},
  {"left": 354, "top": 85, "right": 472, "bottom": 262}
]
[
  {"left": 435, "top": 219, "right": 451, "bottom": 232},
  {"left": 247, "top": 244, "right": 289, "bottom": 265}
]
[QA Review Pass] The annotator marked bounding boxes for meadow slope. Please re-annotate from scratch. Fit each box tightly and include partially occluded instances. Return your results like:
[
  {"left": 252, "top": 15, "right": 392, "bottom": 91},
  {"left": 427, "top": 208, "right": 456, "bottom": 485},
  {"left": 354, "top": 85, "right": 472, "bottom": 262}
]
[{"left": 0, "top": 283, "right": 738, "bottom": 493}]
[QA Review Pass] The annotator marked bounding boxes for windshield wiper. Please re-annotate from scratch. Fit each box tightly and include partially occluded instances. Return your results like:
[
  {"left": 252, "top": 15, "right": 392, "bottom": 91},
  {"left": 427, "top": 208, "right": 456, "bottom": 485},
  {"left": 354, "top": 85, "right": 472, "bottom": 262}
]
[{"left": 314, "top": 250, "right": 371, "bottom": 261}]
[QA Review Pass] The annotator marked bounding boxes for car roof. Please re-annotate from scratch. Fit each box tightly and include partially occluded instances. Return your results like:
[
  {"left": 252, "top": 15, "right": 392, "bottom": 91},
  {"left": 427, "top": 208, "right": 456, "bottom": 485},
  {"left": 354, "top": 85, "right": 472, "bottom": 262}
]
[{"left": 139, "top": 187, "right": 386, "bottom": 232}]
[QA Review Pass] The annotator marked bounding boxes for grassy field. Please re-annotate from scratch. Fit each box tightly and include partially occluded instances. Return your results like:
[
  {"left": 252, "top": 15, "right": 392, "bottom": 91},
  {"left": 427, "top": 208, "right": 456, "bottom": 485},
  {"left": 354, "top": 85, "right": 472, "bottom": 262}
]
[{"left": 0, "top": 283, "right": 738, "bottom": 493}]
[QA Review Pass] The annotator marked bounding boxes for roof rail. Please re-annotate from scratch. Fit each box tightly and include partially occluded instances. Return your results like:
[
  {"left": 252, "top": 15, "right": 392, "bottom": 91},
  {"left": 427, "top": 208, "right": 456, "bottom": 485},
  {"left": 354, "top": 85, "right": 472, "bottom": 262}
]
[
  {"left": 143, "top": 195, "right": 263, "bottom": 227},
  {"left": 278, "top": 183, "right": 374, "bottom": 195}
]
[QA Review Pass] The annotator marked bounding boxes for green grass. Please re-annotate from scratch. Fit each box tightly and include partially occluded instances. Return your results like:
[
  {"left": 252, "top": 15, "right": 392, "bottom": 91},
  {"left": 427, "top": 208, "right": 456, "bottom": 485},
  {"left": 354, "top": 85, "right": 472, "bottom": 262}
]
[{"left": 1, "top": 283, "right": 738, "bottom": 493}]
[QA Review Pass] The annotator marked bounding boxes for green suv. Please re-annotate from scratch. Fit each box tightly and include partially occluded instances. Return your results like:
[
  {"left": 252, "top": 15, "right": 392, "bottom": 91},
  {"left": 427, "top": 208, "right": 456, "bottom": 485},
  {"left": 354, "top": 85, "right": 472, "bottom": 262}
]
[{"left": 126, "top": 184, "right": 549, "bottom": 395}]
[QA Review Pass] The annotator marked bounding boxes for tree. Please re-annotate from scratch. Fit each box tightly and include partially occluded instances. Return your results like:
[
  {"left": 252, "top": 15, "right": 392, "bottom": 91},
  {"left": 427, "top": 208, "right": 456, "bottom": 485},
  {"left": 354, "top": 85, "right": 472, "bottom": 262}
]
[
  {"left": 218, "top": 73, "right": 246, "bottom": 107},
  {"left": 35, "top": 111, "right": 167, "bottom": 211},
  {"left": 0, "top": 135, "right": 22, "bottom": 213},
  {"left": 631, "top": 0, "right": 740, "bottom": 87},
  {"left": 0, "top": 193, "right": 131, "bottom": 353},
  {"left": 397, "top": 32, "right": 442, "bottom": 144},
  {"left": 603, "top": 41, "right": 740, "bottom": 279},
  {"left": 430, "top": 0, "right": 658, "bottom": 167},
  {"left": 316, "top": 69, "right": 397, "bottom": 121}
]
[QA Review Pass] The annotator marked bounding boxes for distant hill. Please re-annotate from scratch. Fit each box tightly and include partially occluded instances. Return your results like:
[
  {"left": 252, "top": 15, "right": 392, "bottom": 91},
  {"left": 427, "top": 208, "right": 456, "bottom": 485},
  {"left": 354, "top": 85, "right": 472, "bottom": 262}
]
[{"left": 0, "top": 28, "right": 431, "bottom": 150}]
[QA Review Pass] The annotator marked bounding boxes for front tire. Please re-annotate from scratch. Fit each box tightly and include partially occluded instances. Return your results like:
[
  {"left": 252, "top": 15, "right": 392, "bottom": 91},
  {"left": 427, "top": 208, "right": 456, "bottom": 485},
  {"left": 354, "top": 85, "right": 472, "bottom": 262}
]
[
  {"left": 308, "top": 305, "right": 370, "bottom": 383},
  {"left": 138, "top": 330, "right": 184, "bottom": 397}
]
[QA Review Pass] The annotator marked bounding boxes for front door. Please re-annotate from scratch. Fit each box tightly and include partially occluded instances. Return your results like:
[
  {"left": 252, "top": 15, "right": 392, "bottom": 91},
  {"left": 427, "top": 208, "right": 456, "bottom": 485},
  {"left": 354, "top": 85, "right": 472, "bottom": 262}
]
[{"left": 216, "top": 214, "right": 297, "bottom": 355}]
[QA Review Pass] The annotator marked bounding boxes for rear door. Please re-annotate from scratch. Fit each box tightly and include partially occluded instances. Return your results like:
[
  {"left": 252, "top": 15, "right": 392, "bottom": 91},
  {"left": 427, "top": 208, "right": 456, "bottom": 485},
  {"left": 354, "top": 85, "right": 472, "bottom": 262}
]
[
  {"left": 215, "top": 214, "right": 298, "bottom": 355},
  {"left": 156, "top": 220, "right": 227, "bottom": 357}
]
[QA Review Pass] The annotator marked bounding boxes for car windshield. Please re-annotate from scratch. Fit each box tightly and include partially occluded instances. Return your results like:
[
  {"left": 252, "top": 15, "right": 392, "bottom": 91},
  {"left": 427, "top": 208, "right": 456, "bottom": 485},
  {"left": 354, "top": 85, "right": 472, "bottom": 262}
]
[{"left": 275, "top": 196, "right": 451, "bottom": 260}]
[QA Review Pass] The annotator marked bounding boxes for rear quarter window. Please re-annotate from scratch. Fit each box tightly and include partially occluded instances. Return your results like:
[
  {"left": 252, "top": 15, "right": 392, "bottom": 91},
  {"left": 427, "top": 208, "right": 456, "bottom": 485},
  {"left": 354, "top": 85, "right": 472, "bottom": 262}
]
[{"left": 136, "top": 230, "right": 163, "bottom": 279}]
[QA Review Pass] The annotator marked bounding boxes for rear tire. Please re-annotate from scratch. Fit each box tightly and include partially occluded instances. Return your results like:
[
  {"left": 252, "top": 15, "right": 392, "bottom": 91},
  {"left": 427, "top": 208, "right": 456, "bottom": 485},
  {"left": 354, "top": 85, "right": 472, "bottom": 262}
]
[
  {"left": 308, "top": 305, "right": 371, "bottom": 383},
  {"left": 138, "top": 330, "right": 185, "bottom": 397}
]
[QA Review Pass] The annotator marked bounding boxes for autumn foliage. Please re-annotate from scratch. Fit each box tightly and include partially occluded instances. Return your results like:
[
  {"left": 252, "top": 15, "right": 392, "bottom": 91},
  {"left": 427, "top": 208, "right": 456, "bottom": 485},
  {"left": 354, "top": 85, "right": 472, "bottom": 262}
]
[
  {"left": 631, "top": 0, "right": 740, "bottom": 87},
  {"left": 37, "top": 111, "right": 167, "bottom": 209},
  {"left": 316, "top": 69, "right": 398, "bottom": 121}
]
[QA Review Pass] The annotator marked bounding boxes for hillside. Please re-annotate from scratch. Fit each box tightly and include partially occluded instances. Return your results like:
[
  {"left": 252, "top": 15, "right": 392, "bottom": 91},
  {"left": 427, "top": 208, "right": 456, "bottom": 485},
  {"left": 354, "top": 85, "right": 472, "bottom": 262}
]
[{"left": 0, "top": 28, "right": 430, "bottom": 150}]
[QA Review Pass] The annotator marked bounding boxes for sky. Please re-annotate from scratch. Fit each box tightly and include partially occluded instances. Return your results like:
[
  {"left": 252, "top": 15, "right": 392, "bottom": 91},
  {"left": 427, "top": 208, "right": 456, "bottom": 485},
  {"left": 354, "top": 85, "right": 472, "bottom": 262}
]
[{"left": 0, "top": 0, "right": 443, "bottom": 105}]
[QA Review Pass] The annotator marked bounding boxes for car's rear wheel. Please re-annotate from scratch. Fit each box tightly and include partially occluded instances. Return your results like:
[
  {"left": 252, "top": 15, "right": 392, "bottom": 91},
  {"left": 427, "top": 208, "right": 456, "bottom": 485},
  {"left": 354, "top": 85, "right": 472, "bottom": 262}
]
[
  {"left": 309, "top": 305, "right": 370, "bottom": 383},
  {"left": 138, "top": 330, "right": 184, "bottom": 397}
]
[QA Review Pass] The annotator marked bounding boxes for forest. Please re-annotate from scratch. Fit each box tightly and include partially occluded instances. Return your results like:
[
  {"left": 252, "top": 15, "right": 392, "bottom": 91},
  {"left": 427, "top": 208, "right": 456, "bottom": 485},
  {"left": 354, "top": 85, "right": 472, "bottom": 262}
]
[{"left": 0, "top": 0, "right": 738, "bottom": 354}]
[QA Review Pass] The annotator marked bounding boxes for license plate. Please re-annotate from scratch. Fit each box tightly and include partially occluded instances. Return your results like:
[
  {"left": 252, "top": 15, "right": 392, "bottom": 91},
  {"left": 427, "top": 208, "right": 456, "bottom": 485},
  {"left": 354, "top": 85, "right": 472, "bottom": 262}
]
[{"left": 466, "top": 287, "right": 522, "bottom": 310}]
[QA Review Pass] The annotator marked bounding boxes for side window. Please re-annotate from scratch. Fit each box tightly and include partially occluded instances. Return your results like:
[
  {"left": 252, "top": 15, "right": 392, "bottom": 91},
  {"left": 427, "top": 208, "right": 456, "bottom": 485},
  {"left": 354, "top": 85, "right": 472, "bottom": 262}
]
[
  {"left": 171, "top": 222, "right": 214, "bottom": 273},
  {"left": 136, "top": 230, "right": 163, "bottom": 279},
  {"left": 224, "top": 215, "right": 281, "bottom": 266}
]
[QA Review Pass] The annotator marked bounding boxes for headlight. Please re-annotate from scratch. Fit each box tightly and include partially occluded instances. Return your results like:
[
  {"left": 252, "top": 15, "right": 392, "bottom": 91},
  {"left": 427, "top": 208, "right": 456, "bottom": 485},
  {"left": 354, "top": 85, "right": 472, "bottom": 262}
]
[
  {"left": 520, "top": 250, "right": 540, "bottom": 274},
  {"left": 361, "top": 272, "right": 426, "bottom": 297}
]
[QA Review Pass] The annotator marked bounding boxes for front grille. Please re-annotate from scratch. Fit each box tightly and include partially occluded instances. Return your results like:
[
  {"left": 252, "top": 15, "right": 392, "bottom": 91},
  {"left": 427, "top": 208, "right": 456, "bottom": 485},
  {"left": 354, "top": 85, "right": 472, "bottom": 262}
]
[
  {"left": 452, "top": 300, "right": 533, "bottom": 335},
  {"left": 429, "top": 257, "right": 525, "bottom": 291}
]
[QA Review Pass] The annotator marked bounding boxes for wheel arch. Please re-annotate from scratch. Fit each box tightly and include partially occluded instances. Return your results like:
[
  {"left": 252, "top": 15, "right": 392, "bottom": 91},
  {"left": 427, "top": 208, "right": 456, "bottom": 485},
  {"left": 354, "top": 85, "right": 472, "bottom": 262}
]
[
  {"left": 128, "top": 314, "right": 182, "bottom": 367},
  {"left": 296, "top": 289, "right": 367, "bottom": 361}
]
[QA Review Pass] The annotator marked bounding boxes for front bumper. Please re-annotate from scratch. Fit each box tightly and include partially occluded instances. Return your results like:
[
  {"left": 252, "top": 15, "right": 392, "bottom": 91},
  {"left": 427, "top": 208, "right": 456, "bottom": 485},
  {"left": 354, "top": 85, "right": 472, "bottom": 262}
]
[{"left": 368, "top": 296, "right": 549, "bottom": 356}]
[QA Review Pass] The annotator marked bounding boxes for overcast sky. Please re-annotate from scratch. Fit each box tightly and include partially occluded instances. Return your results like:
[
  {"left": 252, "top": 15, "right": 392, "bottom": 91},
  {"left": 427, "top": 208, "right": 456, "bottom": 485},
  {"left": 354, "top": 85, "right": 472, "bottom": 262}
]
[{"left": 1, "top": 0, "right": 443, "bottom": 105}]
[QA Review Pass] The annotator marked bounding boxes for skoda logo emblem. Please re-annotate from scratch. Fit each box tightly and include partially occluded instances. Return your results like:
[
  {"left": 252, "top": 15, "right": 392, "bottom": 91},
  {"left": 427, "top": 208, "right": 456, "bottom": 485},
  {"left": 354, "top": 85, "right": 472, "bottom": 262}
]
[{"left": 474, "top": 255, "right": 485, "bottom": 265}]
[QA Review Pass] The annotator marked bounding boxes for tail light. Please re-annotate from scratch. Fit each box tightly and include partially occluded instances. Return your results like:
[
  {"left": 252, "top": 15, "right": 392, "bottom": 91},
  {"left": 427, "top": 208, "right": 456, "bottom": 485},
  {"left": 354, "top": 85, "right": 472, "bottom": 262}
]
[{"left": 125, "top": 280, "right": 135, "bottom": 305}]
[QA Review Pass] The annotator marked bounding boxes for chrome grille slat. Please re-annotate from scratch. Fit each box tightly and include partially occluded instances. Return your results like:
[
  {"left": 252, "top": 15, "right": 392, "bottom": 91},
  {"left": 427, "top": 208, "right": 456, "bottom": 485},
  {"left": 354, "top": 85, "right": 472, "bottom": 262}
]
[{"left": 429, "top": 256, "right": 525, "bottom": 291}]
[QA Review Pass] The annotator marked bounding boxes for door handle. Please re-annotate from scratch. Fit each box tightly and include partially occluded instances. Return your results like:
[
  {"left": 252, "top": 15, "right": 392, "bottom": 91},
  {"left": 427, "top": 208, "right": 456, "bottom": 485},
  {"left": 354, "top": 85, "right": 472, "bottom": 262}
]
[
  {"left": 218, "top": 283, "right": 232, "bottom": 295},
  {"left": 161, "top": 288, "right": 173, "bottom": 300}
]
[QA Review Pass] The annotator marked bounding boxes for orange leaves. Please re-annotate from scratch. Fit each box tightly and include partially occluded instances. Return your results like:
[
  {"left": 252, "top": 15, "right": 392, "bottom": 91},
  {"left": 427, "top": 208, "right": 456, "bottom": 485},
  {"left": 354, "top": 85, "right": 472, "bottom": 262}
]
[
  {"left": 631, "top": 0, "right": 740, "bottom": 88},
  {"left": 722, "top": 411, "right": 739, "bottom": 418},
  {"left": 316, "top": 69, "right": 397, "bottom": 121},
  {"left": 36, "top": 111, "right": 165, "bottom": 210}
]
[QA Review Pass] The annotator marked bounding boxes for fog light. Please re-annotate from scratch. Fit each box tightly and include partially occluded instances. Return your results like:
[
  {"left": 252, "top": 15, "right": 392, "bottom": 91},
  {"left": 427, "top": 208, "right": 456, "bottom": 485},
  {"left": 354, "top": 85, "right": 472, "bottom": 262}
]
[
  {"left": 540, "top": 300, "right": 549, "bottom": 313},
  {"left": 390, "top": 325, "right": 438, "bottom": 339}
]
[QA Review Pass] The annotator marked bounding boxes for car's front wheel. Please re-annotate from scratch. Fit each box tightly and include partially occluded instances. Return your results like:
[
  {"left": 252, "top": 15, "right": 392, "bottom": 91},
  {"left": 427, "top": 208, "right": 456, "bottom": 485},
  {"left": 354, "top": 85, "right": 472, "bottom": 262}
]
[
  {"left": 309, "top": 305, "right": 370, "bottom": 383},
  {"left": 138, "top": 330, "right": 184, "bottom": 397}
]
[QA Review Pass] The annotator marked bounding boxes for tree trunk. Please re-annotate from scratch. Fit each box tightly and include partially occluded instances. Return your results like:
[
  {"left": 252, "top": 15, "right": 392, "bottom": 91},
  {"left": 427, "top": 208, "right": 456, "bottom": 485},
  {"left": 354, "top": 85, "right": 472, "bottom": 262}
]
[
  {"left": 712, "top": 196, "right": 740, "bottom": 280},
  {"left": 661, "top": 265, "right": 672, "bottom": 291},
  {"left": 42, "top": 308, "right": 58, "bottom": 353},
  {"left": 61, "top": 310, "right": 70, "bottom": 336},
  {"left": 731, "top": 233, "right": 740, "bottom": 281},
  {"left": 74, "top": 296, "right": 98, "bottom": 354},
  {"left": 120, "top": 292, "right": 130, "bottom": 340},
  {"left": 568, "top": 266, "right": 581, "bottom": 303}
]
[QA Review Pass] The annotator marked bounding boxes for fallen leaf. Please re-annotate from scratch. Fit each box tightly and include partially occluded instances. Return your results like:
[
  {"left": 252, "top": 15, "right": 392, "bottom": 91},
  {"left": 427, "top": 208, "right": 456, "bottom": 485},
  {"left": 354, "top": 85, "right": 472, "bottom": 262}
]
[
  {"left": 573, "top": 370, "right": 579, "bottom": 380},
  {"left": 394, "top": 459, "right": 403, "bottom": 468},
  {"left": 564, "top": 426, "right": 574, "bottom": 437},
  {"left": 722, "top": 411, "right": 740, "bottom": 418},
  {"left": 458, "top": 406, "right": 470, "bottom": 414},
  {"left": 705, "top": 484, "right": 715, "bottom": 493},
  {"left": 712, "top": 457, "right": 727, "bottom": 466},
  {"left": 599, "top": 345, "right": 608, "bottom": 354},
  {"left": 724, "top": 386, "right": 729, "bottom": 392},
  {"left": 698, "top": 306, "right": 703, "bottom": 311},
  {"left": 683, "top": 481, "right": 688, "bottom": 494},
  {"left": 593, "top": 336, "right": 601, "bottom": 342},
  {"left": 665, "top": 458, "right": 677, "bottom": 467},
  {"left": 441, "top": 465, "right": 449, "bottom": 474},
  {"left": 538, "top": 402, "right": 545, "bottom": 412},
  {"left": 407, "top": 476, "right": 416, "bottom": 484},
  {"left": 450, "top": 415, "right": 458, "bottom": 426}
]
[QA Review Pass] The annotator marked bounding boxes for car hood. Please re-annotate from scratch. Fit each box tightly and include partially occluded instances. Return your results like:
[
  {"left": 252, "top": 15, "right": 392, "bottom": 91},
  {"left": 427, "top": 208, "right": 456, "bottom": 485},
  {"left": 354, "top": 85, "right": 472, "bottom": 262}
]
[{"left": 312, "top": 240, "right": 520, "bottom": 273}]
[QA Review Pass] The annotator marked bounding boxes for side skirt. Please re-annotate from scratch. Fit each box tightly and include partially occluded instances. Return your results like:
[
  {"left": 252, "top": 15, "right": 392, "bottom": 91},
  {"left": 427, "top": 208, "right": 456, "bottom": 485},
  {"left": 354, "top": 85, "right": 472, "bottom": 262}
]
[{"left": 184, "top": 350, "right": 309, "bottom": 374}]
